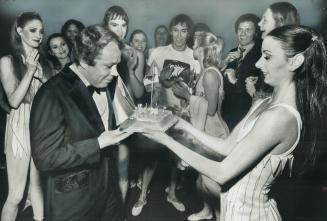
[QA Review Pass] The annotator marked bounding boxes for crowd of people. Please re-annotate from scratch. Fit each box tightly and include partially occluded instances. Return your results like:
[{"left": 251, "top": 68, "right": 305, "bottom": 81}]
[{"left": 0, "top": 2, "right": 326, "bottom": 221}]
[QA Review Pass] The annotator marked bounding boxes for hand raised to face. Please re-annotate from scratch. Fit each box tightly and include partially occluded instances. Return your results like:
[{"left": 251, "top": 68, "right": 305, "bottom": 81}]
[
  {"left": 225, "top": 49, "right": 243, "bottom": 64},
  {"left": 122, "top": 47, "right": 138, "bottom": 71},
  {"left": 22, "top": 49, "right": 39, "bottom": 75}
]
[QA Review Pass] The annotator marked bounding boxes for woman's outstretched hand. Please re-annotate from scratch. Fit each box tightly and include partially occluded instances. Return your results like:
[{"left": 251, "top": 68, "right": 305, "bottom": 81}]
[{"left": 125, "top": 126, "right": 170, "bottom": 146}]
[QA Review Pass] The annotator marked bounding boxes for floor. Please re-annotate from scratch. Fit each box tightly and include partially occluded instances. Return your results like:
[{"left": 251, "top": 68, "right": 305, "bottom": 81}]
[
  {"left": 0, "top": 108, "right": 327, "bottom": 221},
  {"left": 1, "top": 156, "right": 327, "bottom": 221}
]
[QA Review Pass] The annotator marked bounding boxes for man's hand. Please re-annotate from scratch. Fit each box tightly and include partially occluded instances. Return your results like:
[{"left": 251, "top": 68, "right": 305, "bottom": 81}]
[
  {"left": 159, "top": 66, "right": 175, "bottom": 88},
  {"left": 224, "top": 49, "right": 242, "bottom": 64},
  {"left": 172, "top": 81, "right": 191, "bottom": 101},
  {"left": 245, "top": 76, "right": 258, "bottom": 97},
  {"left": 98, "top": 129, "right": 133, "bottom": 149},
  {"left": 224, "top": 69, "right": 237, "bottom": 84}
]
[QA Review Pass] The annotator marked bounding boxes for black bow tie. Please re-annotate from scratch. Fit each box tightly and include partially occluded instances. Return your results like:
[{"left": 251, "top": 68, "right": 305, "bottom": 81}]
[{"left": 87, "top": 85, "right": 102, "bottom": 95}]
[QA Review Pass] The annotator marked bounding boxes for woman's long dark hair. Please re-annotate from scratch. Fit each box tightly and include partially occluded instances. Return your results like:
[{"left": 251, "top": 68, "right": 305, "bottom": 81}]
[
  {"left": 268, "top": 25, "right": 327, "bottom": 175},
  {"left": 10, "top": 12, "right": 53, "bottom": 81}
]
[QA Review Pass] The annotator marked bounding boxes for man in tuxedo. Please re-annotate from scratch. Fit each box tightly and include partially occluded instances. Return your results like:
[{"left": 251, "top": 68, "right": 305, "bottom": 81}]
[{"left": 30, "top": 25, "right": 132, "bottom": 221}]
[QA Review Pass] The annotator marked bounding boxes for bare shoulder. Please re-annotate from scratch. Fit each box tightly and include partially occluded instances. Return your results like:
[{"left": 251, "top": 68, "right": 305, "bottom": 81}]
[
  {"left": 256, "top": 105, "right": 299, "bottom": 141},
  {"left": 259, "top": 105, "right": 298, "bottom": 126},
  {"left": 0, "top": 55, "right": 13, "bottom": 67},
  {"left": 0, "top": 55, "right": 14, "bottom": 76},
  {"left": 203, "top": 68, "right": 220, "bottom": 84}
]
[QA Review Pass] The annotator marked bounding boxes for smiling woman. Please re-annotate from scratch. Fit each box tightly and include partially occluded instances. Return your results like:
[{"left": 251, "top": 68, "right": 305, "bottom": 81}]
[
  {"left": 140, "top": 24, "right": 327, "bottom": 221},
  {"left": 258, "top": 2, "right": 300, "bottom": 39},
  {"left": 256, "top": 37, "right": 288, "bottom": 86},
  {"left": 0, "top": 11, "right": 53, "bottom": 221},
  {"left": 129, "top": 29, "right": 147, "bottom": 53},
  {"left": 46, "top": 33, "right": 71, "bottom": 73}
]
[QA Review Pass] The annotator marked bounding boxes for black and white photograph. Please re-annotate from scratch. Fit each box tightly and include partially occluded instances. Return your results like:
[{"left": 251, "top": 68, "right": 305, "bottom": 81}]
[{"left": 0, "top": 0, "right": 327, "bottom": 220}]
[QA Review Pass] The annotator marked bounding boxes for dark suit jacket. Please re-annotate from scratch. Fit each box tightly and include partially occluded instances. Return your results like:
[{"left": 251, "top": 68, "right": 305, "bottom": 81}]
[
  {"left": 30, "top": 65, "right": 123, "bottom": 221},
  {"left": 222, "top": 43, "right": 262, "bottom": 130}
]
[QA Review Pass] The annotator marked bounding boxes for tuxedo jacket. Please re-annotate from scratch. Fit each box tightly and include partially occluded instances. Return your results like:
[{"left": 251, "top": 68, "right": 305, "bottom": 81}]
[
  {"left": 222, "top": 42, "right": 262, "bottom": 130},
  {"left": 30, "top": 65, "right": 123, "bottom": 221}
]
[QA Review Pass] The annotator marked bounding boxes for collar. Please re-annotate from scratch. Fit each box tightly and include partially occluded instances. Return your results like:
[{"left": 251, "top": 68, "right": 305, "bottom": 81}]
[
  {"left": 169, "top": 44, "right": 189, "bottom": 52},
  {"left": 69, "top": 63, "right": 91, "bottom": 87},
  {"left": 238, "top": 42, "right": 255, "bottom": 57}
]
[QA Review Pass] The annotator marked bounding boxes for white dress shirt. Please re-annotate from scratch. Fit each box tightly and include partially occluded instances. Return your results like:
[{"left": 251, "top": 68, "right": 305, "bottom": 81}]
[{"left": 70, "top": 64, "right": 110, "bottom": 130}]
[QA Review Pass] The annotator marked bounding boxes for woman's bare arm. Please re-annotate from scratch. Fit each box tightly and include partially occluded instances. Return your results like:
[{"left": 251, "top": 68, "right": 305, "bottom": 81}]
[
  {"left": 127, "top": 49, "right": 145, "bottom": 99},
  {"left": 175, "top": 117, "right": 242, "bottom": 157},
  {"left": 147, "top": 107, "right": 297, "bottom": 185},
  {"left": 0, "top": 51, "right": 38, "bottom": 109}
]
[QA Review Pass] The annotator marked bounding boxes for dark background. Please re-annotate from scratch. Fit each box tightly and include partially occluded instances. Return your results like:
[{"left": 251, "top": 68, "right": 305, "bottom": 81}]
[{"left": 0, "top": 0, "right": 325, "bottom": 52}]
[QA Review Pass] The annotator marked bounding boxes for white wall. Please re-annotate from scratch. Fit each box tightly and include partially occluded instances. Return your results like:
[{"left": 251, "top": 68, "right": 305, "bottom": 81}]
[{"left": 0, "top": 0, "right": 323, "bottom": 52}]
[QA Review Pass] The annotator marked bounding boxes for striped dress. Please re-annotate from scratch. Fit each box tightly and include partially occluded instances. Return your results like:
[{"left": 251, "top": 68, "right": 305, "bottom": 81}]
[{"left": 220, "top": 98, "right": 302, "bottom": 221}]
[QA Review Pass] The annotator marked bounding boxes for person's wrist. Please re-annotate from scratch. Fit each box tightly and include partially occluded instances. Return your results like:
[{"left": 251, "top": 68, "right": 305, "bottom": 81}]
[
  {"left": 27, "top": 69, "right": 36, "bottom": 77},
  {"left": 128, "top": 65, "right": 134, "bottom": 72},
  {"left": 128, "top": 69, "right": 135, "bottom": 76}
]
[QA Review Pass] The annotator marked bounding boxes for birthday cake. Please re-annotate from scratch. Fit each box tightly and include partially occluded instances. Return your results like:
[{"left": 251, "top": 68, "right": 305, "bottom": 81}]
[{"left": 120, "top": 105, "right": 177, "bottom": 132}]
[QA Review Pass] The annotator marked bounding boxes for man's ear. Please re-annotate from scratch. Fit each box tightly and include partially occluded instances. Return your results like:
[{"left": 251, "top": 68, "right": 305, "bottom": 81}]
[
  {"left": 288, "top": 53, "right": 304, "bottom": 72},
  {"left": 48, "top": 50, "right": 53, "bottom": 56}
]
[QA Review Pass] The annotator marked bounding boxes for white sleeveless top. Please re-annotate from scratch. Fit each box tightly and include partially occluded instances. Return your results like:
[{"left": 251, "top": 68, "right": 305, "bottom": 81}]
[
  {"left": 221, "top": 97, "right": 302, "bottom": 221},
  {"left": 194, "top": 66, "right": 229, "bottom": 137}
]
